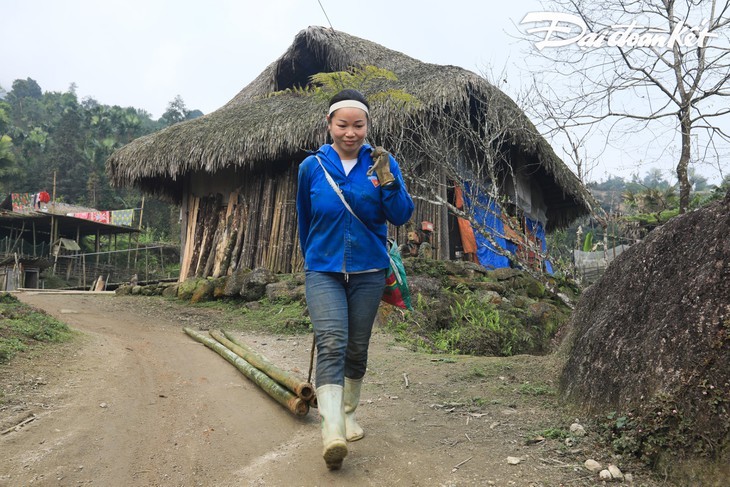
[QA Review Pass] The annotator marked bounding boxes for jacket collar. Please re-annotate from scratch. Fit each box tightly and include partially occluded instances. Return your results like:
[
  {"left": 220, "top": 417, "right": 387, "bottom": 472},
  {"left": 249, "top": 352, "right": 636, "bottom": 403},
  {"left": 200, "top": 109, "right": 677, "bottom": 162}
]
[
  {"left": 318, "top": 143, "right": 373, "bottom": 159},
  {"left": 317, "top": 143, "right": 373, "bottom": 177}
]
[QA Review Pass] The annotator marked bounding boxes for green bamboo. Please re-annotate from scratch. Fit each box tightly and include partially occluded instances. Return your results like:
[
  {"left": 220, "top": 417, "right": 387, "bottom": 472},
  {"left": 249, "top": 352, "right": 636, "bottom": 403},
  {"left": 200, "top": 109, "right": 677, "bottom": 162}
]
[
  {"left": 215, "top": 330, "right": 315, "bottom": 401},
  {"left": 183, "top": 327, "right": 308, "bottom": 416}
]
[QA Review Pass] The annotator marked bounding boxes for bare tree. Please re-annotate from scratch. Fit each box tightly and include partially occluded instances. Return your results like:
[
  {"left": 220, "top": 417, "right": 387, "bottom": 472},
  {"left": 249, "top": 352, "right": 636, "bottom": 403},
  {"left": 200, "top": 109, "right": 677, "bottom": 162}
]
[
  {"left": 377, "top": 85, "right": 561, "bottom": 279},
  {"left": 521, "top": 0, "right": 730, "bottom": 213}
]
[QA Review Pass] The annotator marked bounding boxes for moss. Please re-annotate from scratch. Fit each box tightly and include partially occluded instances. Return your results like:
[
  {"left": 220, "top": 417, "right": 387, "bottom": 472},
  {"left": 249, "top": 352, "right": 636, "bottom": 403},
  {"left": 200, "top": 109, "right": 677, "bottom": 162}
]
[
  {"left": 190, "top": 279, "right": 214, "bottom": 303},
  {"left": 177, "top": 278, "right": 201, "bottom": 300}
]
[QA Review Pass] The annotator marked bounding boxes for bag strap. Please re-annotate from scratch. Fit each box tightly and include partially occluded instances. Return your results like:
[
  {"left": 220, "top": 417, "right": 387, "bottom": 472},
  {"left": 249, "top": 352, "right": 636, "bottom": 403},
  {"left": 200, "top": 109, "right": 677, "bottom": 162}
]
[
  {"left": 315, "top": 155, "right": 366, "bottom": 226},
  {"left": 315, "top": 155, "right": 400, "bottom": 279}
]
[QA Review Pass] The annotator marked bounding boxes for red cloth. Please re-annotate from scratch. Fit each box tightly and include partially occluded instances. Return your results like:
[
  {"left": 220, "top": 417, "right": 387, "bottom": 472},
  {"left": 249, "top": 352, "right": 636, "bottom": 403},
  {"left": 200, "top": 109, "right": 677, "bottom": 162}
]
[
  {"left": 457, "top": 218, "right": 477, "bottom": 254},
  {"left": 38, "top": 191, "right": 50, "bottom": 203}
]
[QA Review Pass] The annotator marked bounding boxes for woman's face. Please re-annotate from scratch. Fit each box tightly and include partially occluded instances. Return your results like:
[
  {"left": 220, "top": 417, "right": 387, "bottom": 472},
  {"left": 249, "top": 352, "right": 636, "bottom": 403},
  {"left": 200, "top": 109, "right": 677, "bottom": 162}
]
[{"left": 327, "top": 107, "right": 368, "bottom": 160}]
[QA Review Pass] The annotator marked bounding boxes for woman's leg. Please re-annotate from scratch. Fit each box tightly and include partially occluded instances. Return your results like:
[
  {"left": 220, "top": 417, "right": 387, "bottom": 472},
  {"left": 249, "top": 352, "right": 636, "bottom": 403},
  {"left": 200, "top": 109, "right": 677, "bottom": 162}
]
[
  {"left": 344, "top": 270, "right": 386, "bottom": 380},
  {"left": 305, "top": 270, "right": 351, "bottom": 469},
  {"left": 305, "top": 271, "right": 349, "bottom": 386},
  {"left": 342, "top": 271, "right": 385, "bottom": 442}
]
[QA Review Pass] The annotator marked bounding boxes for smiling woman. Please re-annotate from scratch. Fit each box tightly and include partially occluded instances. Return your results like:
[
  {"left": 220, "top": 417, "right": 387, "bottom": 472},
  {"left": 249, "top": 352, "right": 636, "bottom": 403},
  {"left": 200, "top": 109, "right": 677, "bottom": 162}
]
[{"left": 296, "top": 87, "right": 414, "bottom": 470}]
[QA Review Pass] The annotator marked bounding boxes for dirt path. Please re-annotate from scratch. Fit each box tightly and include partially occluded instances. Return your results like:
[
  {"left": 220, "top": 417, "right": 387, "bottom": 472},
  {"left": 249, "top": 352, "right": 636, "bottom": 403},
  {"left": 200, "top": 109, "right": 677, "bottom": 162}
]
[{"left": 1, "top": 293, "right": 659, "bottom": 486}]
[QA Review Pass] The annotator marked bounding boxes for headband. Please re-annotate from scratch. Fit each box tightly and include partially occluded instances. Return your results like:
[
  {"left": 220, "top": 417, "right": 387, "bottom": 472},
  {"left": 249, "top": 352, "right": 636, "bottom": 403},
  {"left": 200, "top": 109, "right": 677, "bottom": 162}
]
[{"left": 327, "top": 100, "right": 369, "bottom": 116}]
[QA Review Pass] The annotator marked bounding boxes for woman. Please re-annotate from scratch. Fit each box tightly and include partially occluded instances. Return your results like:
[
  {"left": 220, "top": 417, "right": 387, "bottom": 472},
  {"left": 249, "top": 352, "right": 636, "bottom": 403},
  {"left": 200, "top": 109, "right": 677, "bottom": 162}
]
[{"left": 296, "top": 89, "right": 414, "bottom": 470}]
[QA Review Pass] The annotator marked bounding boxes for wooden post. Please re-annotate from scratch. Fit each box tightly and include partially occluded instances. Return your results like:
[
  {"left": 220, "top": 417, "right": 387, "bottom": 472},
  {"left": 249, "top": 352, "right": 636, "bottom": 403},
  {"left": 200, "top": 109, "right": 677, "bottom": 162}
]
[
  {"left": 95, "top": 229, "right": 100, "bottom": 268},
  {"left": 159, "top": 246, "right": 165, "bottom": 278},
  {"left": 51, "top": 170, "right": 57, "bottom": 251},
  {"left": 138, "top": 196, "right": 145, "bottom": 230}
]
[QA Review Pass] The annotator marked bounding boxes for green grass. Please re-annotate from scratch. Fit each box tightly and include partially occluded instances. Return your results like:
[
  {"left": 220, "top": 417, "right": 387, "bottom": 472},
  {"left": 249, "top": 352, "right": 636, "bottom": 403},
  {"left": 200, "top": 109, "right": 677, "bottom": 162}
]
[
  {"left": 538, "top": 427, "right": 570, "bottom": 440},
  {"left": 0, "top": 293, "right": 74, "bottom": 364},
  {"left": 517, "top": 382, "right": 556, "bottom": 396}
]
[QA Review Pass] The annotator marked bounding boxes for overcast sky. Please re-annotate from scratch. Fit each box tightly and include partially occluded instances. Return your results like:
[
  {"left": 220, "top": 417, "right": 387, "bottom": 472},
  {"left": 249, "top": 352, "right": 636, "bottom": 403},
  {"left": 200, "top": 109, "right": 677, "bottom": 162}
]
[{"left": 2, "top": 0, "right": 727, "bottom": 184}]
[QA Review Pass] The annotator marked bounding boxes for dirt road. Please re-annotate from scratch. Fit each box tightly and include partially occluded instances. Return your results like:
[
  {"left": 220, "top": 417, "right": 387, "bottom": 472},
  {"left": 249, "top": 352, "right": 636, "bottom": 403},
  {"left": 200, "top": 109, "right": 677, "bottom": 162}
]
[{"left": 1, "top": 293, "right": 657, "bottom": 486}]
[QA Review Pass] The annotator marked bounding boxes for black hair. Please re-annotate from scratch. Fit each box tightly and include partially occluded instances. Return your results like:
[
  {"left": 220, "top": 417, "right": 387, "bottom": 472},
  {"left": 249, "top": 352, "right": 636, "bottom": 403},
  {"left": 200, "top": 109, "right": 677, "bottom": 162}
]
[{"left": 328, "top": 89, "right": 370, "bottom": 113}]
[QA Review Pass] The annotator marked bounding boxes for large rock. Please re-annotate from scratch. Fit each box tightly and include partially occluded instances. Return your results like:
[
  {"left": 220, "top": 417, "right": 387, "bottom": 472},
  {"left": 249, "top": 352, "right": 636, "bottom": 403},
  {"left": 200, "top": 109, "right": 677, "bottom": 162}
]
[
  {"left": 190, "top": 279, "right": 214, "bottom": 303},
  {"left": 265, "top": 281, "right": 304, "bottom": 303},
  {"left": 240, "top": 267, "right": 277, "bottom": 302},
  {"left": 407, "top": 276, "right": 442, "bottom": 298},
  {"left": 223, "top": 268, "right": 251, "bottom": 297},
  {"left": 177, "top": 278, "right": 200, "bottom": 301},
  {"left": 560, "top": 192, "right": 730, "bottom": 477},
  {"left": 161, "top": 283, "right": 179, "bottom": 298}
]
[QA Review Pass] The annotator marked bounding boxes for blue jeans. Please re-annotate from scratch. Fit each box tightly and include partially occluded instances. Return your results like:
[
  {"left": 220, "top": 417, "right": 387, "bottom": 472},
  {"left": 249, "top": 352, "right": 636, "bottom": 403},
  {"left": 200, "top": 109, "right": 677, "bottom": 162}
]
[{"left": 305, "top": 270, "right": 386, "bottom": 387}]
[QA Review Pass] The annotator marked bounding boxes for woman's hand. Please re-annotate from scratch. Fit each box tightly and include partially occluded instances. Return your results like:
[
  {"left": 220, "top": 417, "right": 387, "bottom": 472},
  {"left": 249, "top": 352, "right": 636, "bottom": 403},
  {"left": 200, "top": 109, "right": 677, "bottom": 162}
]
[{"left": 368, "top": 147, "right": 395, "bottom": 186}]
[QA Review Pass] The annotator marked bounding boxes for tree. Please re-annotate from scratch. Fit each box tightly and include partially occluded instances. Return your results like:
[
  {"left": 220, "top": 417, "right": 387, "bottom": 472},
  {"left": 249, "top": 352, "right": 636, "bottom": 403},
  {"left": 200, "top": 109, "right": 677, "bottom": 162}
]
[
  {"left": 9, "top": 78, "right": 42, "bottom": 101},
  {"left": 0, "top": 101, "right": 19, "bottom": 191},
  {"left": 521, "top": 0, "right": 730, "bottom": 213},
  {"left": 0, "top": 135, "right": 17, "bottom": 189},
  {"left": 160, "top": 95, "right": 190, "bottom": 126}
]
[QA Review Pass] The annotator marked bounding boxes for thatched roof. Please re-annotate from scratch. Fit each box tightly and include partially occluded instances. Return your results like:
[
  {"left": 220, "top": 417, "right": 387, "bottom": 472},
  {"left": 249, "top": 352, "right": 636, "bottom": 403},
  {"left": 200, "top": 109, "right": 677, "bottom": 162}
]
[{"left": 107, "top": 26, "right": 596, "bottom": 229}]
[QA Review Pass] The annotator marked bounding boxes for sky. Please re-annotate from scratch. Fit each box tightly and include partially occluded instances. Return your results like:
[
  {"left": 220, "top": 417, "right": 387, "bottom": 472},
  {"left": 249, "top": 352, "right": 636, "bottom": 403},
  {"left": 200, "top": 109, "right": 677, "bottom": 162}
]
[{"left": 2, "top": 0, "right": 728, "bottom": 184}]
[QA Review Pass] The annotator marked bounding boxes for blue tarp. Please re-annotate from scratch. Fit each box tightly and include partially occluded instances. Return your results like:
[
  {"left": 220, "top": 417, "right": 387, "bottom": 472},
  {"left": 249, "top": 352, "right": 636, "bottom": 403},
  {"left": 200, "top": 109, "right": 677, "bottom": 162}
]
[
  {"left": 525, "top": 218, "right": 554, "bottom": 274},
  {"left": 461, "top": 184, "right": 553, "bottom": 274},
  {"left": 462, "top": 185, "right": 510, "bottom": 270}
]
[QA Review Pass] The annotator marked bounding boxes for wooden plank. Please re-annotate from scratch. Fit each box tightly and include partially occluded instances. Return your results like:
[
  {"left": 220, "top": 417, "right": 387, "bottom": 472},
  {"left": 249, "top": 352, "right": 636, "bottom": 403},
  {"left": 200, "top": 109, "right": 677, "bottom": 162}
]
[
  {"left": 195, "top": 195, "right": 221, "bottom": 277},
  {"left": 189, "top": 196, "right": 209, "bottom": 279},
  {"left": 256, "top": 175, "right": 275, "bottom": 269},
  {"left": 179, "top": 195, "right": 200, "bottom": 281},
  {"left": 204, "top": 206, "right": 228, "bottom": 278},
  {"left": 240, "top": 175, "right": 263, "bottom": 271},
  {"left": 227, "top": 198, "right": 247, "bottom": 274},
  {"left": 268, "top": 176, "right": 284, "bottom": 271}
]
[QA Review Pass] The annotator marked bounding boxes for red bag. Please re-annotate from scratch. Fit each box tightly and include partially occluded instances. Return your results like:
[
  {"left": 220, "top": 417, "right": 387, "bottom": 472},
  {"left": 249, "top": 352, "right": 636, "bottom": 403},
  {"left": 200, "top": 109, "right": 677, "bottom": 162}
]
[{"left": 382, "top": 240, "right": 413, "bottom": 310}]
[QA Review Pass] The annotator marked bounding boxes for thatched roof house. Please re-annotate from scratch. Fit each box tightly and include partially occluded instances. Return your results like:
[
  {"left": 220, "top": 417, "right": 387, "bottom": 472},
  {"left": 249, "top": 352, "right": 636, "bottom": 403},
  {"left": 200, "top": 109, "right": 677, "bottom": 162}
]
[{"left": 108, "top": 26, "right": 595, "bottom": 280}]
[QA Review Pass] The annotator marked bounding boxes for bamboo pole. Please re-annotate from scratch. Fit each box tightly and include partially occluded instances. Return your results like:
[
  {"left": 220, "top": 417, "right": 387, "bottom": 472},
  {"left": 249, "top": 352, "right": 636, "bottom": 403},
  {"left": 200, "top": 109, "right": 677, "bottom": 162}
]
[
  {"left": 213, "top": 330, "right": 314, "bottom": 401},
  {"left": 183, "top": 327, "right": 308, "bottom": 417},
  {"left": 180, "top": 196, "right": 199, "bottom": 281},
  {"left": 138, "top": 196, "right": 145, "bottom": 230},
  {"left": 228, "top": 199, "right": 247, "bottom": 274}
]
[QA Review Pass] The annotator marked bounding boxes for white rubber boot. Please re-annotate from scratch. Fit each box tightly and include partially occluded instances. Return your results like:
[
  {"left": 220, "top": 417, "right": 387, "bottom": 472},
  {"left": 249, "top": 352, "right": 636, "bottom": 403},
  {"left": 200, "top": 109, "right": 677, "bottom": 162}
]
[
  {"left": 344, "top": 377, "right": 364, "bottom": 441},
  {"left": 316, "top": 384, "right": 348, "bottom": 470}
]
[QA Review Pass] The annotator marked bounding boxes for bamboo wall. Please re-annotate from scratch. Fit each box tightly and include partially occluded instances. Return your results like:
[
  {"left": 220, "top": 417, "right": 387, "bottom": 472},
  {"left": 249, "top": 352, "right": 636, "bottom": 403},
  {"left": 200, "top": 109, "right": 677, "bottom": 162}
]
[
  {"left": 178, "top": 161, "right": 450, "bottom": 281},
  {"left": 179, "top": 164, "right": 302, "bottom": 280}
]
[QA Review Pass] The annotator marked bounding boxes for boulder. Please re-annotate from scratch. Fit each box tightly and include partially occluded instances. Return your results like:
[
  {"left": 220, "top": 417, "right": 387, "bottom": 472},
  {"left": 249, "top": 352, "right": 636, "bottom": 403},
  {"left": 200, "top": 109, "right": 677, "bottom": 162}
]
[
  {"left": 115, "top": 285, "right": 132, "bottom": 296},
  {"left": 265, "top": 281, "right": 304, "bottom": 303},
  {"left": 223, "top": 268, "right": 250, "bottom": 297},
  {"left": 190, "top": 279, "right": 214, "bottom": 303},
  {"left": 240, "top": 267, "right": 277, "bottom": 302},
  {"left": 177, "top": 278, "right": 200, "bottom": 301},
  {"left": 488, "top": 267, "right": 520, "bottom": 281},
  {"left": 560, "top": 191, "right": 730, "bottom": 478},
  {"left": 407, "top": 276, "right": 442, "bottom": 298},
  {"left": 211, "top": 277, "right": 228, "bottom": 299},
  {"left": 161, "top": 283, "right": 179, "bottom": 298}
]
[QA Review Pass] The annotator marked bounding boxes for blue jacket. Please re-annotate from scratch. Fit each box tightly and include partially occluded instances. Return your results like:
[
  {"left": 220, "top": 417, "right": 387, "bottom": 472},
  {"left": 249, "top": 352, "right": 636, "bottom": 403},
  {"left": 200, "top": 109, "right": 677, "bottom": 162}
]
[{"left": 297, "top": 143, "right": 414, "bottom": 273}]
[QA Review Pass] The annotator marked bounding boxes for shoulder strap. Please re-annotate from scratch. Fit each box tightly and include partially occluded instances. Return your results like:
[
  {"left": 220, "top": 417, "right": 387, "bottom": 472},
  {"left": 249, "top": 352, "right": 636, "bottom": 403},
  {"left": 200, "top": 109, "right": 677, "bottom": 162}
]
[{"left": 315, "top": 155, "right": 366, "bottom": 227}]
